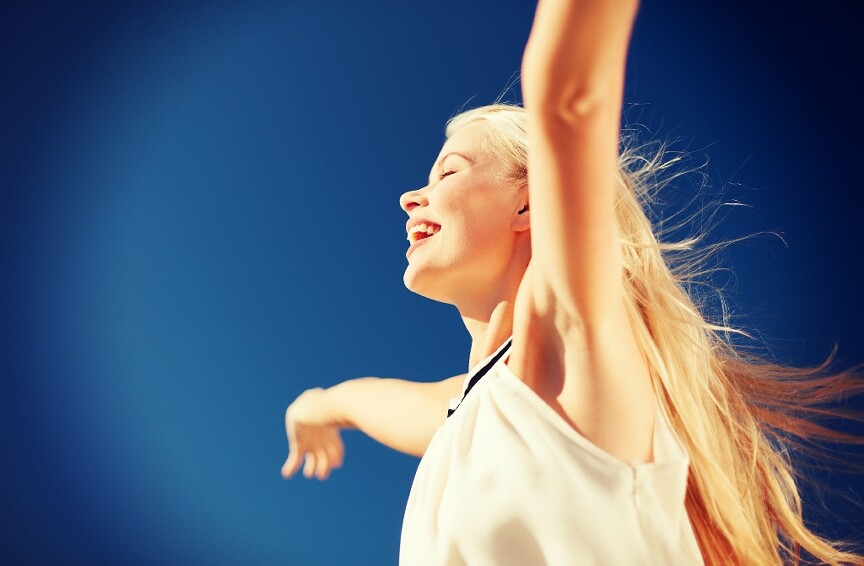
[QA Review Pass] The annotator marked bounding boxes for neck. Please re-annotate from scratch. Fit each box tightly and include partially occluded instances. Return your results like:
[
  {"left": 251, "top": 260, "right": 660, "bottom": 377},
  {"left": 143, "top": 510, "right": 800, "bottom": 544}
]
[
  {"left": 462, "top": 301, "right": 515, "bottom": 369},
  {"left": 458, "top": 245, "right": 529, "bottom": 369}
]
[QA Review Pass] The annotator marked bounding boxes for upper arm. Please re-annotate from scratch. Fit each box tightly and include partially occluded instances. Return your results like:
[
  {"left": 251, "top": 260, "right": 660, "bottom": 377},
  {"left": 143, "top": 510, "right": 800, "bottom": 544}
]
[
  {"left": 401, "top": 373, "right": 466, "bottom": 456},
  {"left": 508, "top": 1, "right": 656, "bottom": 464},
  {"left": 388, "top": 374, "right": 465, "bottom": 456},
  {"left": 521, "top": 0, "right": 638, "bottom": 324},
  {"left": 433, "top": 373, "right": 467, "bottom": 411},
  {"left": 331, "top": 373, "right": 467, "bottom": 458}
]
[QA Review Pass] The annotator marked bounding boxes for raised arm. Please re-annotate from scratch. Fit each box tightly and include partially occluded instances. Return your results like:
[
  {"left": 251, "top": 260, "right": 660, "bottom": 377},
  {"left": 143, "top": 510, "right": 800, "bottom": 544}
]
[
  {"left": 521, "top": 0, "right": 638, "bottom": 321},
  {"left": 281, "top": 374, "right": 465, "bottom": 480},
  {"left": 512, "top": 1, "right": 654, "bottom": 464}
]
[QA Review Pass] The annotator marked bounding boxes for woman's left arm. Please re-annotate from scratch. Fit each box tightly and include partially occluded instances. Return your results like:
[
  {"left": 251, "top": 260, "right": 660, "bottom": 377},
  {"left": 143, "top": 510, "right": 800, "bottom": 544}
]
[
  {"left": 516, "top": 1, "right": 653, "bottom": 463},
  {"left": 521, "top": 0, "right": 639, "bottom": 323}
]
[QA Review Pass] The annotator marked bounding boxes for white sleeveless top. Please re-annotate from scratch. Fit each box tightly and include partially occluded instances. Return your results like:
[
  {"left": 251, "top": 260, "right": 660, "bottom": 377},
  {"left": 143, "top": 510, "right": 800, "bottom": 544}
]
[{"left": 400, "top": 338, "right": 703, "bottom": 565}]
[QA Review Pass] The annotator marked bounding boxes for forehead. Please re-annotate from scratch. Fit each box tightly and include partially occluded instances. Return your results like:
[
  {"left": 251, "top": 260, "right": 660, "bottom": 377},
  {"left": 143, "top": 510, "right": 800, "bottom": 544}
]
[
  {"left": 427, "top": 123, "right": 496, "bottom": 182},
  {"left": 438, "top": 121, "right": 489, "bottom": 158}
]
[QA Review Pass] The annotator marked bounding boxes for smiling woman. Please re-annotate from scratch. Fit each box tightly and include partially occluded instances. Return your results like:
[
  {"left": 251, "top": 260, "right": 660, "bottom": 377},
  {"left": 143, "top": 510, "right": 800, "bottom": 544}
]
[
  {"left": 280, "top": 1, "right": 864, "bottom": 564},
  {"left": 5, "top": 0, "right": 864, "bottom": 564}
]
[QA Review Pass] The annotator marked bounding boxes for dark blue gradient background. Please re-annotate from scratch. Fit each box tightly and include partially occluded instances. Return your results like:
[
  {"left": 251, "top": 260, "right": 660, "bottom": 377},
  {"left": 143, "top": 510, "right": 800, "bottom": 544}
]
[{"left": 2, "top": 1, "right": 862, "bottom": 564}]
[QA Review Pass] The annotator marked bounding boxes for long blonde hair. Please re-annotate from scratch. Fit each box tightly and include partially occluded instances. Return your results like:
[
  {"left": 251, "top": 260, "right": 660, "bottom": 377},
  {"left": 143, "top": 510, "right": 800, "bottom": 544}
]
[{"left": 446, "top": 103, "right": 864, "bottom": 565}]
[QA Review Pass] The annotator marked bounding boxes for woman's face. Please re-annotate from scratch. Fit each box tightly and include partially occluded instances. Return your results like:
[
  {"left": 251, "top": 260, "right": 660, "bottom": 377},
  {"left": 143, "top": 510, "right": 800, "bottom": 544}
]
[{"left": 400, "top": 122, "right": 528, "bottom": 306}]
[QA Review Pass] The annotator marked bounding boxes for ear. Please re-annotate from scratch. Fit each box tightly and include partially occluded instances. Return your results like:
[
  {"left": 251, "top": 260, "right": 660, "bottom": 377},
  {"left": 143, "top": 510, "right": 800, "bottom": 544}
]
[{"left": 512, "top": 201, "right": 530, "bottom": 233}]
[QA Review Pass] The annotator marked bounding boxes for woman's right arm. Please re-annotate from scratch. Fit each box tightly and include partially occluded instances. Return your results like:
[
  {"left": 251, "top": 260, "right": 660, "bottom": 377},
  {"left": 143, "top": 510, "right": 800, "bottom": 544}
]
[{"left": 281, "top": 374, "right": 465, "bottom": 480}]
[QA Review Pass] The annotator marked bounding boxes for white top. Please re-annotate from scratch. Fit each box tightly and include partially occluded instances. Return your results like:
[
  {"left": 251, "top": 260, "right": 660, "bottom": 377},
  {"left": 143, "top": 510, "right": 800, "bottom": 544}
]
[{"left": 400, "top": 338, "right": 703, "bottom": 565}]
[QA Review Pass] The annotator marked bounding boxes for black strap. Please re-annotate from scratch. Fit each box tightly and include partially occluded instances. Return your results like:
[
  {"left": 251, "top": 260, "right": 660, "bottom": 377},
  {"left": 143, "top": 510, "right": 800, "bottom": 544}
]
[{"left": 446, "top": 339, "right": 512, "bottom": 418}]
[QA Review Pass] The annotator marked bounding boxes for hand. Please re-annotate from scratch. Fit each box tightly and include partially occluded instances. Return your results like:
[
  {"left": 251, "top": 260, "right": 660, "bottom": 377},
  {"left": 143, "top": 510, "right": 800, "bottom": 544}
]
[{"left": 281, "top": 388, "right": 345, "bottom": 481}]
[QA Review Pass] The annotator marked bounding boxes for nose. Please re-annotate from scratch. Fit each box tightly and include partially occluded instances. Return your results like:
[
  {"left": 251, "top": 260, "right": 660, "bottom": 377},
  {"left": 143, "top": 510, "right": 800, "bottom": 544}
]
[{"left": 399, "top": 186, "right": 429, "bottom": 214}]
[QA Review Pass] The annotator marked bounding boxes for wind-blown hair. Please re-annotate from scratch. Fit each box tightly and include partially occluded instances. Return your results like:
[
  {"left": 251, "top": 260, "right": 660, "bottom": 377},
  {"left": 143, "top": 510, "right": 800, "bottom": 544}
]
[{"left": 446, "top": 103, "right": 864, "bottom": 565}]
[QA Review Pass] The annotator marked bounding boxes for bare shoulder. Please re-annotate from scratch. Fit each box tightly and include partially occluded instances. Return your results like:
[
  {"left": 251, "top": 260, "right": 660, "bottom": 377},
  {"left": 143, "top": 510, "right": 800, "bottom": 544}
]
[{"left": 508, "top": 262, "right": 656, "bottom": 464}]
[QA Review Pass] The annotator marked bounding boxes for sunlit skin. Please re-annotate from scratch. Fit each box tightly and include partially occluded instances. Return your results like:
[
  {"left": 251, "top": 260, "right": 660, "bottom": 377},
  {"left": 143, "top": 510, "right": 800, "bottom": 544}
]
[
  {"left": 280, "top": 1, "right": 864, "bottom": 560},
  {"left": 401, "top": 119, "right": 654, "bottom": 464},
  {"left": 283, "top": 0, "right": 655, "bottom": 484},
  {"left": 400, "top": 123, "right": 532, "bottom": 367}
]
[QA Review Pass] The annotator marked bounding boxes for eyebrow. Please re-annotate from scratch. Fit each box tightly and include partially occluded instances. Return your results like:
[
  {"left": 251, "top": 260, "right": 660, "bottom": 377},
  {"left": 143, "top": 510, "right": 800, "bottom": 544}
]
[{"left": 428, "top": 152, "right": 475, "bottom": 183}]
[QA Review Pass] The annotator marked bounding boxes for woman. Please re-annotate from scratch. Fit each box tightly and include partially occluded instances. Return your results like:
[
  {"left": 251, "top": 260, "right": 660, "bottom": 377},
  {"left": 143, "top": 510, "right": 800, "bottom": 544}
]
[{"left": 282, "top": 1, "right": 863, "bottom": 563}]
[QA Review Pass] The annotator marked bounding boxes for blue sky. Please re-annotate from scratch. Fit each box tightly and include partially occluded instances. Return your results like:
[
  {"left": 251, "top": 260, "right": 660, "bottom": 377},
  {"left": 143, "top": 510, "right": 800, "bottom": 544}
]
[{"left": 2, "top": 1, "right": 862, "bottom": 563}]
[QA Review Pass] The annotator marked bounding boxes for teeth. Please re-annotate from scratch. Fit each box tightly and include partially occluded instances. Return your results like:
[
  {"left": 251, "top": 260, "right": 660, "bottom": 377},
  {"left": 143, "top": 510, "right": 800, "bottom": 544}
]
[{"left": 406, "top": 223, "right": 441, "bottom": 242}]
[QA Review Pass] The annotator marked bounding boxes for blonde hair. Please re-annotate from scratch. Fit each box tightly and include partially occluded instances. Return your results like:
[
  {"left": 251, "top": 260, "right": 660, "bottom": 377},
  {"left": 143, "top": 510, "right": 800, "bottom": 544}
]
[{"left": 446, "top": 103, "right": 864, "bottom": 565}]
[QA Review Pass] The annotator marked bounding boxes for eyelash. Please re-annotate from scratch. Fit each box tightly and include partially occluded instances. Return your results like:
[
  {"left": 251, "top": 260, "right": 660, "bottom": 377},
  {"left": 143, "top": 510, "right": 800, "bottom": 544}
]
[{"left": 439, "top": 169, "right": 456, "bottom": 180}]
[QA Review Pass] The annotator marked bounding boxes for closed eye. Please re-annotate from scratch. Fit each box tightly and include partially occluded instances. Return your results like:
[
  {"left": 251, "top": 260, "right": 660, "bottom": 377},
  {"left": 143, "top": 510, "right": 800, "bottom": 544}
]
[{"left": 439, "top": 169, "right": 456, "bottom": 180}]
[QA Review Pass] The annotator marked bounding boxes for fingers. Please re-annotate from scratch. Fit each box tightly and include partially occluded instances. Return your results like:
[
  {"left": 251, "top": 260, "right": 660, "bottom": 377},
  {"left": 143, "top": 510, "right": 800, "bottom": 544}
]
[
  {"left": 314, "top": 449, "right": 330, "bottom": 480},
  {"left": 304, "top": 449, "right": 335, "bottom": 480},
  {"left": 283, "top": 441, "right": 343, "bottom": 481},
  {"left": 297, "top": 448, "right": 340, "bottom": 480},
  {"left": 282, "top": 407, "right": 299, "bottom": 479},
  {"left": 282, "top": 448, "right": 303, "bottom": 479},
  {"left": 326, "top": 441, "right": 344, "bottom": 470},
  {"left": 281, "top": 407, "right": 344, "bottom": 481},
  {"left": 303, "top": 452, "right": 317, "bottom": 479},
  {"left": 282, "top": 419, "right": 302, "bottom": 479}
]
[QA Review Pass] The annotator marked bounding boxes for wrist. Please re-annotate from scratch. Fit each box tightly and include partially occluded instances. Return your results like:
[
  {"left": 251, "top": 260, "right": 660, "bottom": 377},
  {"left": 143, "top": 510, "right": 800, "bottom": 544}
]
[
  {"left": 288, "top": 386, "right": 341, "bottom": 428},
  {"left": 323, "top": 381, "right": 359, "bottom": 429}
]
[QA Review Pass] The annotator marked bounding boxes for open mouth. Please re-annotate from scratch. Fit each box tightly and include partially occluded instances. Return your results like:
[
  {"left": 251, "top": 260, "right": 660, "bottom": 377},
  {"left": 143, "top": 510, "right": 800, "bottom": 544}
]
[{"left": 407, "top": 222, "right": 441, "bottom": 244}]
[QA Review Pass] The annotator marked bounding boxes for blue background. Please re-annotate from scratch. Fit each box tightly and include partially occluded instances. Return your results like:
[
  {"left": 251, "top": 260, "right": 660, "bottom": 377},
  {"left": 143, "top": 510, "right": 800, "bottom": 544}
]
[{"left": 2, "top": 1, "right": 862, "bottom": 564}]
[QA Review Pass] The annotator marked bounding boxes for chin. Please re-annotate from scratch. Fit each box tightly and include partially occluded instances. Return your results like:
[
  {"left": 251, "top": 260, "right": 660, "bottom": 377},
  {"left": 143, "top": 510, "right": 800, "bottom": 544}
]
[
  {"left": 403, "top": 264, "right": 430, "bottom": 296},
  {"left": 403, "top": 264, "right": 451, "bottom": 304}
]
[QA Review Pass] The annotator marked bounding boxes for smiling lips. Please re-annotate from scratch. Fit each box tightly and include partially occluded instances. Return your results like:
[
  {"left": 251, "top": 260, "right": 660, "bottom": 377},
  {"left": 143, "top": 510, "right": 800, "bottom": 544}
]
[
  {"left": 407, "top": 222, "right": 441, "bottom": 243},
  {"left": 405, "top": 220, "right": 442, "bottom": 259}
]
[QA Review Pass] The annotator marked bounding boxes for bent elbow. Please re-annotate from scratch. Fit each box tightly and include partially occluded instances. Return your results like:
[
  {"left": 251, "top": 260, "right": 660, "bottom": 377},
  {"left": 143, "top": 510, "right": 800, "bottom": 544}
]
[
  {"left": 527, "top": 80, "right": 617, "bottom": 129},
  {"left": 558, "top": 82, "right": 612, "bottom": 123}
]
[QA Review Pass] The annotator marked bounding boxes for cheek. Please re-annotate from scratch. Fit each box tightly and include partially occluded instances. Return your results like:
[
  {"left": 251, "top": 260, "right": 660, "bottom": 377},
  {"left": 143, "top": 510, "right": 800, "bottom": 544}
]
[
  {"left": 446, "top": 207, "right": 511, "bottom": 263},
  {"left": 438, "top": 179, "right": 513, "bottom": 253}
]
